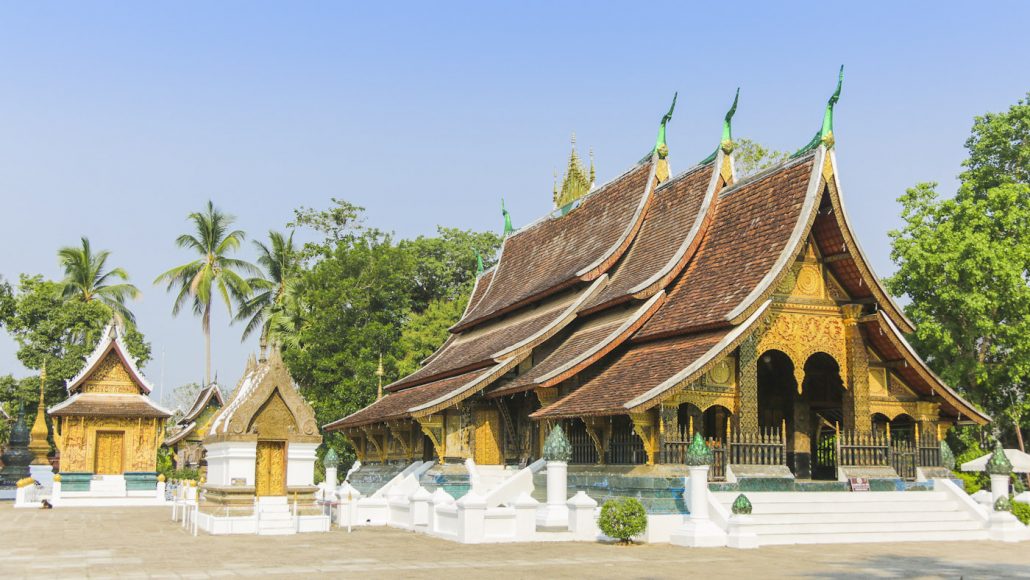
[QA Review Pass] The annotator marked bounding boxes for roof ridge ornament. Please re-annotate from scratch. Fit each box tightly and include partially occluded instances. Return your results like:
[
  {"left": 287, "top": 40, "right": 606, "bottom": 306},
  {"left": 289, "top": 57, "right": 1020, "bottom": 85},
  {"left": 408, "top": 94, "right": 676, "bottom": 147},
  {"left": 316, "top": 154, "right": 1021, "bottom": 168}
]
[
  {"left": 701, "top": 88, "right": 741, "bottom": 164},
  {"left": 793, "top": 65, "right": 844, "bottom": 158},
  {"left": 475, "top": 250, "right": 485, "bottom": 277},
  {"left": 652, "top": 92, "right": 677, "bottom": 183},
  {"left": 501, "top": 198, "right": 514, "bottom": 237}
]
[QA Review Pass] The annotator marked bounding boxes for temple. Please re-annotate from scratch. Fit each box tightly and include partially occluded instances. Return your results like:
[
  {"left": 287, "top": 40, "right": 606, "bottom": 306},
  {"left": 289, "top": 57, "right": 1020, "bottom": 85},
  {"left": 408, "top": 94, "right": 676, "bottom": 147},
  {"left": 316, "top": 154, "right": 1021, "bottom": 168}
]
[
  {"left": 49, "top": 323, "right": 171, "bottom": 498},
  {"left": 327, "top": 76, "right": 988, "bottom": 488},
  {"left": 197, "top": 347, "right": 329, "bottom": 534},
  {"left": 163, "top": 382, "right": 225, "bottom": 472}
]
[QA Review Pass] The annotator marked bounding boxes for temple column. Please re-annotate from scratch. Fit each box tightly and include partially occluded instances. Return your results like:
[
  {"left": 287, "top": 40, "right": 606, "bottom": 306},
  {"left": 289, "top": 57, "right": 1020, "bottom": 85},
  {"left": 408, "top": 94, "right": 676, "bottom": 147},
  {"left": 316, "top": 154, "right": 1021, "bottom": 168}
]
[
  {"left": 736, "top": 336, "right": 759, "bottom": 436},
  {"left": 842, "top": 305, "right": 871, "bottom": 434},
  {"left": 658, "top": 403, "right": 678, "bottom": 463}
]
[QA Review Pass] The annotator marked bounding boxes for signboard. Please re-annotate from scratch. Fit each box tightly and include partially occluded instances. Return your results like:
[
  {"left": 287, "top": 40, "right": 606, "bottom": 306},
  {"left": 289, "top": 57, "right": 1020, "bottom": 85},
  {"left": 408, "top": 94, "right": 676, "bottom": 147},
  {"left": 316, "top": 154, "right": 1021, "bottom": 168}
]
[
  {"left": 231, "top": 478, "right": 247, "bottom": 486},
  {"left": 849, "top": 477, "right": 870, "bottom": 492}
]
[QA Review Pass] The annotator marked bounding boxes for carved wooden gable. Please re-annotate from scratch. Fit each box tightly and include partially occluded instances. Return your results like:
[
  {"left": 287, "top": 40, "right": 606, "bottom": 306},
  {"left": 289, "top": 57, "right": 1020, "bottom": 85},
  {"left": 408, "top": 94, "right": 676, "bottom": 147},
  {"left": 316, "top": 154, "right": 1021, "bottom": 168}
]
[
  {"left": 220, "top": 350, "right": 321, "bottom": 444},
  {"left": 81, "top": 351, "right": 144, "bottom": 395}
]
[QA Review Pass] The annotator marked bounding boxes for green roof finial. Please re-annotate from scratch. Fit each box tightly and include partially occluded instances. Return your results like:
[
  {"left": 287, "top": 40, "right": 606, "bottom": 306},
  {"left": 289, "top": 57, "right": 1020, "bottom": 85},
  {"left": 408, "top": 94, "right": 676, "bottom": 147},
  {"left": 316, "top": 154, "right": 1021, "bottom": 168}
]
[
  {"left": 501, "top": 198, "right": 514, "bottom": 237},
  {"left": 475, "top": 250, "right": 484, "bottom": 276},
  {"left": 986, "top": 441, "right": 1013, "bottom": 475},
  {"left": 792, "top": 65, "right": 845, "bottom": 157},
  {"left": 701, "top": 88, "right": 741, "bottom": 164},
  {"left": 543, "top": 423, "right": 572, "bottom": 463},
  {"left": 324, "top": 448, "right": 339, "bottom": 469},
  {"left": 653, "top": 92, "right": 678, "bottom": 156},
  {"left": 721, "top": 87, "right": 740, "bottom": 152},
  {"left": 684, "top": 432, "right": 713, "bottom": 466},
  {"left": 731, "top": 493, "right": 753, "bottom": 515}
]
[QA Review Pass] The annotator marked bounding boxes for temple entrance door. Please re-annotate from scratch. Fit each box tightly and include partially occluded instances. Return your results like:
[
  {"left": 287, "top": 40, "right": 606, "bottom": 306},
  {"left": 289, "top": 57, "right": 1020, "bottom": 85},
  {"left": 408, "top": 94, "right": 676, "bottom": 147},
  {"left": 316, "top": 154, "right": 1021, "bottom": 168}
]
[
  {"left": 473, "top": 409, "right": 502, "bottom": 465},
  {"left": 94, "top": 431, "right": 124, "bottom": 475},
  {"left": 802, "top": 353, "right": 845, "bottom": 480},
  {"left": 255, "top": 440, "right": 287, "bottom": 496}
]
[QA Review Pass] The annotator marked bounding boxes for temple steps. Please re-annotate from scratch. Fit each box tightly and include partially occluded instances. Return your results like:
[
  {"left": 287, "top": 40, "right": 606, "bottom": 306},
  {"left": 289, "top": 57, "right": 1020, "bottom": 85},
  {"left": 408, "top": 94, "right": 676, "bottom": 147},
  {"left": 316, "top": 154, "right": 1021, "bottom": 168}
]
[
  {"left": 256, "top": 497, "right": 296, "bottom": 535},
  {"left": 713, "top": 491, "right": 988, "bottom": 545}
]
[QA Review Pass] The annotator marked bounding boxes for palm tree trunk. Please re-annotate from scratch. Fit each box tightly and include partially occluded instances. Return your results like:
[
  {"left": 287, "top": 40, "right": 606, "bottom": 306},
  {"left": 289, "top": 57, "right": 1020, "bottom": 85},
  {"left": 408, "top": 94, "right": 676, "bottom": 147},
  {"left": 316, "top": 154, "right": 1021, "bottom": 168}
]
[{"left": 204, "top": 302, "right": 212, "bottom": 385}]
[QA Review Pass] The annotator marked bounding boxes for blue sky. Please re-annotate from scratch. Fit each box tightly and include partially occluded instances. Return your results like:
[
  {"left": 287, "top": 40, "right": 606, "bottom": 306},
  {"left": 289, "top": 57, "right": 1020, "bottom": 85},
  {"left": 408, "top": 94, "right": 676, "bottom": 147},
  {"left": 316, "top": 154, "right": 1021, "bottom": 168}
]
[{"left": 1, "top": 2, "right": 1027, "bottom": 408}]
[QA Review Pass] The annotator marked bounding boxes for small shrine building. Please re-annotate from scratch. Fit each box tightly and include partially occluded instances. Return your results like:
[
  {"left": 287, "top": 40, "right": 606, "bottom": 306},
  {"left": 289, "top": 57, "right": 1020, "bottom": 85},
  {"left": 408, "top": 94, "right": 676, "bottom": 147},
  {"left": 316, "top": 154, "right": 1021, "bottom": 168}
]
[
  {"left": 163, "top": 383, "right": 224, "bottom": 471},
  {"left": 198, "top": 347, "right": 329, "bottom": 534},
  {"left": 327, "top": 73, "right": 989, "bottom": 483},
  {"left": 49, "top": 323, "right": 171, "bottom": 495}
]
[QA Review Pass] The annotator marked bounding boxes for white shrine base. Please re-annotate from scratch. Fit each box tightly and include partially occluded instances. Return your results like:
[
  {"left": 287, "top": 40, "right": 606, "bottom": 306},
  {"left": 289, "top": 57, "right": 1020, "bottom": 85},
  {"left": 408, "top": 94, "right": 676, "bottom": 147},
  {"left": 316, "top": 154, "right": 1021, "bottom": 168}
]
[{"left": 334, "top": 461, "right": 1030, "bottom": 547}]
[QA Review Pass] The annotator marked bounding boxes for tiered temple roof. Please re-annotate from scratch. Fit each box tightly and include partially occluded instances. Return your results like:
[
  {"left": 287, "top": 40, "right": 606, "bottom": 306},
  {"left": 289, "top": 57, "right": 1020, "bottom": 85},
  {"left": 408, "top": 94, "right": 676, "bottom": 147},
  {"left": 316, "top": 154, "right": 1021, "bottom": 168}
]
[
  {"left": 163, "top": 383, "right": 225, "bottom": 446},
  {"left": 327, "top": 85, "right": 988, "bottom": 434},
  {"left": 49, "top": 324, "right": 171, "bottom": 419}
]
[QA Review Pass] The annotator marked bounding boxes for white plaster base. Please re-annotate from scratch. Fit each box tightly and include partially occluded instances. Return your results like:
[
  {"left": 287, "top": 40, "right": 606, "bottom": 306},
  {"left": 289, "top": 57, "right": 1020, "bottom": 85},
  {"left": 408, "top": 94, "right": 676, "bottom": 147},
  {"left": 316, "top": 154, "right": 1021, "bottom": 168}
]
[
  {"left": 669, "top": 518, "right": 728, "bottom": 548},
  {"left": 988, "top": 511, "right": 1030, "bottom": 542}
]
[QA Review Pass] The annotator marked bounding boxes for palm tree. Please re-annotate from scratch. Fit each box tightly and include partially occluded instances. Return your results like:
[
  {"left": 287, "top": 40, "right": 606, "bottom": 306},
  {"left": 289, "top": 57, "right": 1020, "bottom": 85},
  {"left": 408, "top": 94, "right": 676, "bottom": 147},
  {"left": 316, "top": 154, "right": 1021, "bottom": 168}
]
[
  {"left": 235, "top": 230, "right": 301, "bottom": 346},
  {"left": 58, "top": 237, "right": 141, "bottom": 324},
  {"left": 155, "top": 201, "right": 256, "bottom": 384}
]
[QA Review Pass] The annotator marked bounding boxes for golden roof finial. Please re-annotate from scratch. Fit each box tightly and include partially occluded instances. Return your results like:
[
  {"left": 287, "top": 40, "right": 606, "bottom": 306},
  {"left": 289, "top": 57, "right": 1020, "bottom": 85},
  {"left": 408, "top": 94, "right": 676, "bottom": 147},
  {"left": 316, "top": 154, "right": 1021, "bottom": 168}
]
[{"left": 375, "top": 353, "right": 385, "bottom": 400}]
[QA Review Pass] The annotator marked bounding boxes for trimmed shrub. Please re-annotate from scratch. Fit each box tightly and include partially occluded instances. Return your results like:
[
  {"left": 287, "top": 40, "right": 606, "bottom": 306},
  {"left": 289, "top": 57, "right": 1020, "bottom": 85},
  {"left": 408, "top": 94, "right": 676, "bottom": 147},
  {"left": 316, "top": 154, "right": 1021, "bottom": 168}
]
[
  {"left": 1011, "top": 501, "right": 1030, "bottom": 525},
  {"left": 598, "top": 498, "right": 647, "bottom": 543}
]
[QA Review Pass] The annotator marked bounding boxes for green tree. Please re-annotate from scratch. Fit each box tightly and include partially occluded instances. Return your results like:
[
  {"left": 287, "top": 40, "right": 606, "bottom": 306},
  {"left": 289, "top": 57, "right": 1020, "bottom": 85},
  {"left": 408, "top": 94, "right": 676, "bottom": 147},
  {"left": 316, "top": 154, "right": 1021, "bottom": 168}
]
[
  {"left": 395, "top": 297, "right": 468, "bottom": 377},
  {"left": 155, "top": 201, "right": 256, "bottom": 384},
  {"left": 888, "top": 94, "right": 1030, "bottom": 451},
  {"left": 282, "top": 229, "right": 414, "bottom": 466},
  {"left": 235, "top": 230, "right": 301, "bottom": 345},
  {"left": 0, "top": 275, "right": 151, "bottom": 408},
  {"left": 57, "top": 236, "right": 141, "bottom": 325},
  {"left": 400, "top": 227, "right": 502, "bottom": 312},
  {"left": 733, "top": 138, "right": 790, "bottom": 178}
]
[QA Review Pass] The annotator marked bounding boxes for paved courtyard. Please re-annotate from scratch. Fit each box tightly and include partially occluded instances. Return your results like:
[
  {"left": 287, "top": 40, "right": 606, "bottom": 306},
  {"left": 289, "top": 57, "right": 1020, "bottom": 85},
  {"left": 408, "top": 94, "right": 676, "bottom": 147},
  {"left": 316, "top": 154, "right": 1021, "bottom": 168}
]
[{"left": 1, "top": 504, "right": 1029, "bottom": 579}]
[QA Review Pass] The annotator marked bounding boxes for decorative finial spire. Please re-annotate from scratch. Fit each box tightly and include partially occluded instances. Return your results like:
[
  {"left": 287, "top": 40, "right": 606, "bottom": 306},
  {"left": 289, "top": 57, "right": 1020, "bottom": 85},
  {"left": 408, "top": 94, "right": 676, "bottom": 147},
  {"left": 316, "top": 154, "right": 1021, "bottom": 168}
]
[
  {"left": 701, "top": 88, "right": 741, "bottom": 164},
  {"left": 28, "top": 361, "right": 51, "bottom": 466},
  {"left": 475, "top": 250, "right": 484, "bottom": 276},
  {"left": 721, "top": 88, "right": 740, "bottom": 153},
  {"left": 375, "top": 353, "right": 385, "bottom": 400},
  {"left": 654, "top": 92, "right": 678, "bottom": 154},
  {"left": 651, "top": 92, "right": 677, "bottom": 183},
  {"left": 501, "top": 198, "right": 514, "bottom": 237},
  {"left": 821, "top": 65, "right": 844, "bottom": 146},
  {"left": 793, "top": 65, "right": 844, "bottom": 157},
  {"left": 589, "top": 148, "right": 596, "bottom": 188}
]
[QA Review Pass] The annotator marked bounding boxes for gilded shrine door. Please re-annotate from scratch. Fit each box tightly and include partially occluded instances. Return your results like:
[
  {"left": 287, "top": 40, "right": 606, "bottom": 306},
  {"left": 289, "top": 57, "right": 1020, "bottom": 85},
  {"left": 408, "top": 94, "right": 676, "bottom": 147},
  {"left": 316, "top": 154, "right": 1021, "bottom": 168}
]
[
  {"left": 94, "top": 431, "right": 124, "bottom": 475},
  {"left": 255, "top": 441, "right": 287, "bottom": 496},
  {"left": 473, "top": 409, "right": 502, "bottom": 465}
]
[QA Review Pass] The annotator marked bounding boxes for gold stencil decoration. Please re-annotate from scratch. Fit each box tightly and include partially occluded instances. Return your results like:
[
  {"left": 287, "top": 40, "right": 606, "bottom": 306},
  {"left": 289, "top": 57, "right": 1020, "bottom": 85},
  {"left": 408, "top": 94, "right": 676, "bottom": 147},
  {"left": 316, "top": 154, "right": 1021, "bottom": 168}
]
[
  {"left": 706, "top": 358, "right": 735, "bottom": 387},
  {"left": 81, "top": 352, "right": 139, "bottom": 394},
  {"left": 755, "top": 310, "right": 847, "bottom": 393}
]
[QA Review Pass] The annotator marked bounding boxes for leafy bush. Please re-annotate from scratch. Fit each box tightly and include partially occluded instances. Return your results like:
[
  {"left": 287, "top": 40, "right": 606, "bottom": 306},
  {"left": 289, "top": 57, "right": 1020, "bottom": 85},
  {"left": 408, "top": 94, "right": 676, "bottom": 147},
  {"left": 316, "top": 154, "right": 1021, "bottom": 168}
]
[
  {"left": 952, "top": 470, "right": 985, "bottom": 494},
  {"left": 598, "top": 498, "right": 647, "bottom": 543},
  {"left": 169, "top": 468, "right": 200, "bottom": 482},
  {"left": 1012, "top": 501, "right": 1030, "bottom": 525}
]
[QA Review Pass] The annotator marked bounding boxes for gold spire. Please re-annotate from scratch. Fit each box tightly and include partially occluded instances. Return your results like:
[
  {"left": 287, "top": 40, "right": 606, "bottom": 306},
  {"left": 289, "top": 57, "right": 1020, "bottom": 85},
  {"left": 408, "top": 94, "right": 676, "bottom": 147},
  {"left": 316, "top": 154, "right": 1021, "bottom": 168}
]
[
  {"left": 375, "top": 353, "right": 385, "bottom": 400},
  {"left": 28, "top": 362, "right": 51, "bottom": 466},
  {"left": 554, "top": 132, "right": 593, "bottom": 209}
]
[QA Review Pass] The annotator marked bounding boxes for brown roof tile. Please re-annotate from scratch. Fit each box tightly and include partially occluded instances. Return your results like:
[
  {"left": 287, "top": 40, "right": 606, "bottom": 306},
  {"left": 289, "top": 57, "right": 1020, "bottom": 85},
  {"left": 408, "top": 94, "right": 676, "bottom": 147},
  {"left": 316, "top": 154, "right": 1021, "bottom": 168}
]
[
  {"left": 454, "top": 162, "right": 653, "bottom": 330},
  {"left": 582, "top": 163, "right": 713, "bottom": 312},
  {"left": 386, "top": 292, "right": 578, "bottom": 391},
  {"left": 325, "top": 369, "right": 489, "bottom": 429},
  {"left": 860, "top": 315, "right": 989, "bottom": 424},
  {"left": 636, "top": 155, "right": 816, "bottom": 340},
  {"left": 49, "top": 393, "right": 172, "bottom": 418},
  {"left": 488, "top": 317, "right": 626, "bottom": 398},
  {"left": 530, "top": 331, "right": 728, "bottom": 419}
]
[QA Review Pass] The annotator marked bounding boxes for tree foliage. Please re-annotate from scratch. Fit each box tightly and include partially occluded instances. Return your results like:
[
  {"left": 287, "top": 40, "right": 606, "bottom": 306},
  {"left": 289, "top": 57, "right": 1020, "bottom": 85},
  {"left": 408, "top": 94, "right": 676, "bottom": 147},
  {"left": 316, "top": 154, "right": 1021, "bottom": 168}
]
[
  {"left": 155, "top": 200, "right": 257, "bottom": 384},
  {"left": 733, "top": 138, "right": 790, "bottom": 178},
  {"left": 57, "top": 236, "right": 141, "bottom": 325},
  {"left": 0, "top": 275, "right": 151, "bottom": 409},
  {"left": 277, "top": 200, "right": 501, "bottom": 467},
  {"left": 888, "top": 94, "right": 1030, "bottom": 448},
  {"left": 235, "top": 230, "right": 301, "bottom": 344},
  {"left": 598, "top": 498, "right": 648, "bottom": 543}
]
